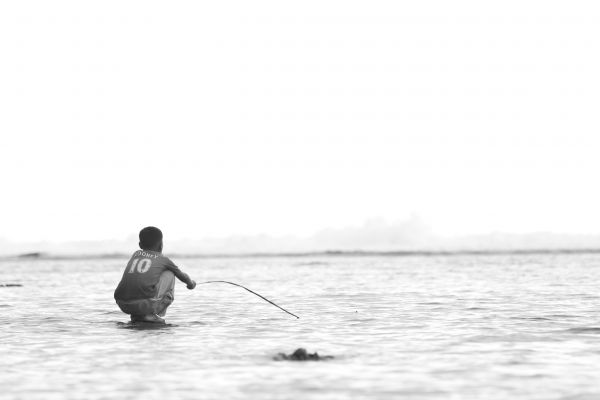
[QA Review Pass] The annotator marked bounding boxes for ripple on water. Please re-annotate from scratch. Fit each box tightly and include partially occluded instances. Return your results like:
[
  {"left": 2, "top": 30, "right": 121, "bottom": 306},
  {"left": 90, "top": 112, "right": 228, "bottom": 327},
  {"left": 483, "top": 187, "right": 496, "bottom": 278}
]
[
  {"left": 547, "top": 314, "right": 580, "bottom": 319},
  {"left": 466, "top": 333, "right": 560, "bottom": 343},
  {"left": 509, "top": 316, "right": 554, "bottom": 321},
  {"left": 564, "top": 327, "right": 600, "bottom": 334}
]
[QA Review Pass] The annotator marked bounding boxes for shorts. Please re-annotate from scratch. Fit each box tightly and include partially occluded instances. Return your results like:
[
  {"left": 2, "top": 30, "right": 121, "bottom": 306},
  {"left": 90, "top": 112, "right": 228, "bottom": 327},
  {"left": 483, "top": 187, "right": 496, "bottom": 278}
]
[{"left": 116, "top": 271, "right": 175, "bottom": 317}]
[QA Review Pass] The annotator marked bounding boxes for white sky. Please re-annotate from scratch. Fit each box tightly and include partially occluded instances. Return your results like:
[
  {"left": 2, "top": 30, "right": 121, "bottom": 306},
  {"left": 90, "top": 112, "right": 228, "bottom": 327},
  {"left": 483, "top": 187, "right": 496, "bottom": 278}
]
[{"left": 1, "top": 1, "right": 599, "bottom": 242}]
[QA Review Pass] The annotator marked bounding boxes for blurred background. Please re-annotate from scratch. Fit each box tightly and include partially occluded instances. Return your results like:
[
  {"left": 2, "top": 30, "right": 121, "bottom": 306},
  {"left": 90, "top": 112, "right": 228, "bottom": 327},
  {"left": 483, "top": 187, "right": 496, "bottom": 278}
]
[{"left": 1, "top": 1, "right": 599, "bottom": 256}]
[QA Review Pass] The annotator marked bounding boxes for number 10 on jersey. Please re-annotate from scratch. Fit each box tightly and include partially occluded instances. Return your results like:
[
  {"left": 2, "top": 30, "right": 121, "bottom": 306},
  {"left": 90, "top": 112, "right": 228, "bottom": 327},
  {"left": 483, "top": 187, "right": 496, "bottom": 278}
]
[{"left": 129, "top": 258, "right": 152, "bottom": 273}]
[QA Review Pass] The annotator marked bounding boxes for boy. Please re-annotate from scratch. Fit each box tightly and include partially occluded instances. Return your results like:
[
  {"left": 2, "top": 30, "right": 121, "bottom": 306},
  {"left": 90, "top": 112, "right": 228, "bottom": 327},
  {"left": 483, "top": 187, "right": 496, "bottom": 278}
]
[{"left": 114, "top": 226, "right": 196, "bottom": 323}]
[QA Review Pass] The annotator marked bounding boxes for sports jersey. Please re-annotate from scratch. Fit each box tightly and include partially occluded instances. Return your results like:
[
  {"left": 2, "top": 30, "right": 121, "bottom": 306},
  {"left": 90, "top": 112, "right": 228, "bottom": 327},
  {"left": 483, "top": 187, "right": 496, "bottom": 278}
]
[{"left": 114, "top": 250, "right": 183, "bottom": 301}]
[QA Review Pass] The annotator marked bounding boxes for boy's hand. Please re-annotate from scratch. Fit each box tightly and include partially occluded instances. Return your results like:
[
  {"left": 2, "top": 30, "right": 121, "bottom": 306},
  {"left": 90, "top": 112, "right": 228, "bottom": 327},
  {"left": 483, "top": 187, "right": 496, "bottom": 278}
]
[{"left": 187, "top": 280, "right": 196, "bottom": 290}]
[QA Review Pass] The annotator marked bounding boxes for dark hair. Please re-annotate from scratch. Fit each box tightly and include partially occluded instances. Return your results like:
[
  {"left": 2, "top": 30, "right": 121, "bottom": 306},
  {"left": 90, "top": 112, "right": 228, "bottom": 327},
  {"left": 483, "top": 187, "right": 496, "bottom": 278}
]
[{"left": 139, "top": 226, "right": 163, "bottom": 250}]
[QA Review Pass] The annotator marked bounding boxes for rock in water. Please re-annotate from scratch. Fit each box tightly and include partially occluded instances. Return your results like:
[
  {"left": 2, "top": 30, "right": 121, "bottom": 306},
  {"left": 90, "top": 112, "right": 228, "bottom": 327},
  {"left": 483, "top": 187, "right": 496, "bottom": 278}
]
[{"left": 274, "top": 348, "right": 334, "bottom": 361}]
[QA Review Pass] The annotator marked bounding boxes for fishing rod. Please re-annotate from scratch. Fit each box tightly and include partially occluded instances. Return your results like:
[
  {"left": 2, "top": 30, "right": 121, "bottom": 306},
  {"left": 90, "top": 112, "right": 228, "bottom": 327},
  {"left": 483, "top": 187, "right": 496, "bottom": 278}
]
[{"left": 198, "top": 280, "right": 299, "bottom": 319}]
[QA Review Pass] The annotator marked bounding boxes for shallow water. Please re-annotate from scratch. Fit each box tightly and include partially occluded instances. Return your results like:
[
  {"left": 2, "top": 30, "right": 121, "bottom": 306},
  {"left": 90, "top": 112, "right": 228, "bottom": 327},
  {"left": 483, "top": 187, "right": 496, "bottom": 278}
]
[{"left": 2, "top": 254, "right": 600, "bottom": 399}]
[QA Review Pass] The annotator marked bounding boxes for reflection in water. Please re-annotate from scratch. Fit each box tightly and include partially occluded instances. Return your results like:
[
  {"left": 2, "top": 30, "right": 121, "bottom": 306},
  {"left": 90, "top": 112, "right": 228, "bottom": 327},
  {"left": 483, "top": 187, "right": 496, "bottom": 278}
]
[{"left": 116, "top": 321, "right": 178, "bottom": 330}]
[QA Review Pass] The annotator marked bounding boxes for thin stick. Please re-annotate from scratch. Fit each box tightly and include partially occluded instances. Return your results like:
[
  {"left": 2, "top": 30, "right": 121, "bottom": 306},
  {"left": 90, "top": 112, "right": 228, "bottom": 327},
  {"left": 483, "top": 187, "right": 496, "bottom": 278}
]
[{"left": 198, "top": 280, "right": 299, "bottom": 319}]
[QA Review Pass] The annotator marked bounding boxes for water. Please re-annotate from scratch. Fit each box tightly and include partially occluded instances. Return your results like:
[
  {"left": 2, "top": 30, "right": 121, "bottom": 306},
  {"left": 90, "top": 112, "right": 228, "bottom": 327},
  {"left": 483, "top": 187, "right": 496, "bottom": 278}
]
[{"left": 2, "top": 254, "right": 600, "bottom": 399}]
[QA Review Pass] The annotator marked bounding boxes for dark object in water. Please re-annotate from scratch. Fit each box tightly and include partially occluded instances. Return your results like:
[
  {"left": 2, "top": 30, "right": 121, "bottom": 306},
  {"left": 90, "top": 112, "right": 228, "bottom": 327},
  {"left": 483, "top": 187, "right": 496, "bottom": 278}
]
[
  {"left": 0, "top": 284, "right": 22, "bottom": 287},
  {"left": 18, "top": 252, "right": 44, "bottom": 259},
  {"left": 274, "top": 348, "right": 334, "bottom": 361}
]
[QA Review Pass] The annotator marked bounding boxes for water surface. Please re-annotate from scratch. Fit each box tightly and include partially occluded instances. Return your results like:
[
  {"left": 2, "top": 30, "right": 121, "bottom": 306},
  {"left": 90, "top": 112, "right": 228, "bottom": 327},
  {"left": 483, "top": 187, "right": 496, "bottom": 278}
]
[{"left": 2, "top": 254, "right": 600, "bottom": 399}]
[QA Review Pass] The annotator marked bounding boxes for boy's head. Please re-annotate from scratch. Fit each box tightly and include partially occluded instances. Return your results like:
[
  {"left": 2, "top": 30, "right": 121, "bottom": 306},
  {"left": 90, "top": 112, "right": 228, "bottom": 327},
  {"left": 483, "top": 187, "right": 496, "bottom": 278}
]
[{"left": 139, "top": 226, "right": 163, "bottom": 252}]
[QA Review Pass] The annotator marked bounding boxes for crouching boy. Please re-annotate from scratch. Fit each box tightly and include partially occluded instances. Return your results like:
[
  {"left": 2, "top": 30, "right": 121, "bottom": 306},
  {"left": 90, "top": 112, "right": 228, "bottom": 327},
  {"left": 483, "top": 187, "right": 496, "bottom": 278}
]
[{"left": 114, "top": 226, "right": 196, "bottom": 323}]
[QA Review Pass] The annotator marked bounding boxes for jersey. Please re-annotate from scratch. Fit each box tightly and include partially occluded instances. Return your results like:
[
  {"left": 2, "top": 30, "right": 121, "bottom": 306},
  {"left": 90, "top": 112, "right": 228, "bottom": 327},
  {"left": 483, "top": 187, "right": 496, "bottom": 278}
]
[{"left": 114, "top": 250, "right": 183, "bottom": 301}]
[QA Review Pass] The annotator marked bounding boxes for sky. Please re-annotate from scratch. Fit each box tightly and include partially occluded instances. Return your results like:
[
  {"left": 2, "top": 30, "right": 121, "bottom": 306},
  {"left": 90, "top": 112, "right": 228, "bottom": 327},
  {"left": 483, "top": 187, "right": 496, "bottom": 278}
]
[{"left": 1, "top": 1, "right": 599, "bottom": 244}]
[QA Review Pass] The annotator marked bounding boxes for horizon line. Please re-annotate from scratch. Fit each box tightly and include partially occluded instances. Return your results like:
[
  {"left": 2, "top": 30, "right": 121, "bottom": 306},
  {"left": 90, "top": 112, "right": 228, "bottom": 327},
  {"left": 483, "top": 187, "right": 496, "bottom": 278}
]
[{"left": 2, "top": 247, "right": 600, "bottom": 261}]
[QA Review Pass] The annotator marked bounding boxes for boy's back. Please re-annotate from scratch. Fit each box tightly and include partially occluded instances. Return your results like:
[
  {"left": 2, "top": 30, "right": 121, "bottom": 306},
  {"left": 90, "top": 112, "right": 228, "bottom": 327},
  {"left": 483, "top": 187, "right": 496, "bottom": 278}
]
[{"left": 114, "top": 250, "right": 184, "bottom": 301}]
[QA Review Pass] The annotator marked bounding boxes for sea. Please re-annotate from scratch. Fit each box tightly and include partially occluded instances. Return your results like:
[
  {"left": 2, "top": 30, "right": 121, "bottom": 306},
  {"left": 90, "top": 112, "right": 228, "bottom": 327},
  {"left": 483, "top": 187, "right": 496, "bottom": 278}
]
[{"left": 2, "top": 253, "right": 600, "bottom": 399}]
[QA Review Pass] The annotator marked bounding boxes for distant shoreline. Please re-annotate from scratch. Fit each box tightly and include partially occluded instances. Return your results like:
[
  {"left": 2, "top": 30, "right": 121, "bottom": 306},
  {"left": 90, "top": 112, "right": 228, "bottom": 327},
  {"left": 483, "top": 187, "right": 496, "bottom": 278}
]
[{"left": 2, "top": 248, "right": 600, "bottom": 261}]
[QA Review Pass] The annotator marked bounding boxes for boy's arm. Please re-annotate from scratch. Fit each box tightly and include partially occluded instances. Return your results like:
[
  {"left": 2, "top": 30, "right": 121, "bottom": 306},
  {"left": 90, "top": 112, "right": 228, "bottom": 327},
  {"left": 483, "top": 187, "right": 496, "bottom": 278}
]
[{"left": 164, "top": 261, "right": 196, "bottom": 289}]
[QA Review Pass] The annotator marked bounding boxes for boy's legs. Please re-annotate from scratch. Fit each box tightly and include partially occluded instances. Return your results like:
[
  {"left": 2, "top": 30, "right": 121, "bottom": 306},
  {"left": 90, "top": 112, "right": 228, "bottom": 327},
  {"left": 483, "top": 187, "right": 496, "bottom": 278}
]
[
  {"left": 154, "top": 270, "right": 175, "bottom": 317},
  {"left": 127, "top": 271, "right": 175, "bottom": 323}
]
